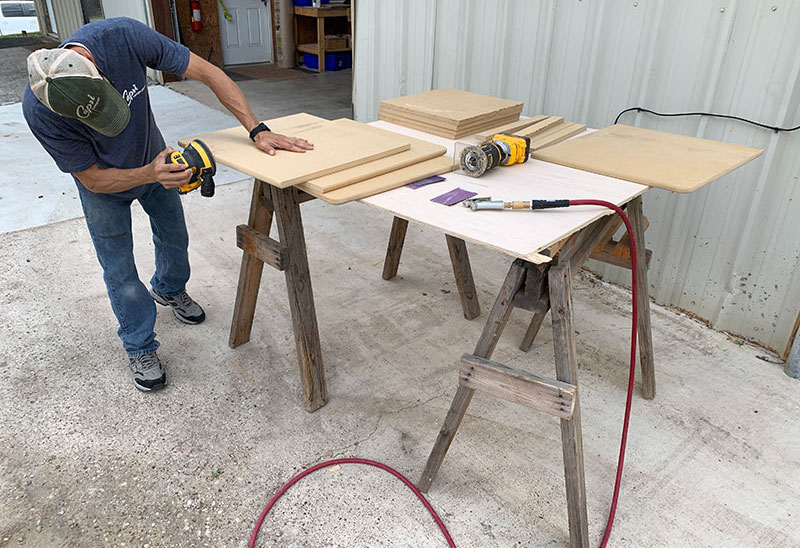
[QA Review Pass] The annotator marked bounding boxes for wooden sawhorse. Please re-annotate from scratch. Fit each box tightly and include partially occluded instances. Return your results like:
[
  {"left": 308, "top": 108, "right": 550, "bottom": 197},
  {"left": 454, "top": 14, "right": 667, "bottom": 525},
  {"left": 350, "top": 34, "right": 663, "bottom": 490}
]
[
  {"left": 229, "top": 179, "right": 328, "bottom": 412},
  {"left": 411, "top": 197, "right": 655, "bottom": 548},
  {"left": 382, "top": 216, "right": 481, "bottom": 320}
]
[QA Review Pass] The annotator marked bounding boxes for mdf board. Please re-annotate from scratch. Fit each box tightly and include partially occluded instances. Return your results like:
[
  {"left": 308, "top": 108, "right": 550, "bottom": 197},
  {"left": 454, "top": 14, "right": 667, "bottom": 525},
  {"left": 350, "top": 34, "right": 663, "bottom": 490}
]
[
  {"left": 178, "top": 113, "right": 329, "bottom": 149},
  {"left": 302, "top": 134, "right": 447, "bottom": 193},
  {"left": 297, "top": 155, "right": 454, "bottom": 205},
  {"left": 377, "top": 107, "right": 522, "bottom": 134},
  {"left": 531, "top": 122, "right": 587, "bottom": 151},
  {"left": 516, "top": 116, "right": 565, "bottom": 138},
  {"left": 378, "top": 115, "right": 521, "bottom": 140},
  {"left": 379, "top": 88, "right": 523, "bottom": 128},
  {"left": 532, "top": 124, "right": 765, "bottom": 193},
  {"left": 378, "top": 104, "right": 522, "bottom": 133},
  {"left": 180, "top": 117, "right": 411, "bottom": 188},
  {"left": 473, "top": 115, "right": 548, "bottom": 143},
  {"left": 377, "top": 111, "right": 521, "bottom": 134}
]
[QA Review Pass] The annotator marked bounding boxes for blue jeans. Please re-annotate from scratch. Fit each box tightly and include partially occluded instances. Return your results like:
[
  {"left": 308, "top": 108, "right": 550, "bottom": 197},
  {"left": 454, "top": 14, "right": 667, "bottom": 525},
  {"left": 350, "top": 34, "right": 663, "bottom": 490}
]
[{"left": 77, "top": 181, "right": 190, "bottom": 356}]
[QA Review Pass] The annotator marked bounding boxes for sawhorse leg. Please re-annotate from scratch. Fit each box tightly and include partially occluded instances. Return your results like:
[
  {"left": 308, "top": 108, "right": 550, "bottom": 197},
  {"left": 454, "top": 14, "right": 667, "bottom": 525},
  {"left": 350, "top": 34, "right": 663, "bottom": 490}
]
[
  {"left": 521, "top": 197, "right": 656, "bottom": 399},
  {"left": 229, "top": 180, "right": 272, "bottom": 349},
  {"left": 446, "top": 235, "right": 481, "bottom": 320},
  {"left": 550, "top": 262, "right": 589, "bottom": 548},
  {"left": 418, "top": 259, "right": 527, "bottom": 492},
  {"left": 628, "top": 196, "right": 655, "bottom": 399},
  {"left": 229, "top": 180, "right": 328, "bottom": 412},
  {"left": 382, "top": 216, "right": 408, "bottom": 281},
  {"left": 382, "top": 216, "right": 481, "bottom": 320}
]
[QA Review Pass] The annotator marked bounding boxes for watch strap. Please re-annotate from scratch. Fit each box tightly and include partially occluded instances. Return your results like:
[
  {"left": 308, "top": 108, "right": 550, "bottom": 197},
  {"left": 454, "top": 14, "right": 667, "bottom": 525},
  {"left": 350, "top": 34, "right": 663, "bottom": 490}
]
[{"left": 249, "top": 122, "right": 271, "bottom": 141}]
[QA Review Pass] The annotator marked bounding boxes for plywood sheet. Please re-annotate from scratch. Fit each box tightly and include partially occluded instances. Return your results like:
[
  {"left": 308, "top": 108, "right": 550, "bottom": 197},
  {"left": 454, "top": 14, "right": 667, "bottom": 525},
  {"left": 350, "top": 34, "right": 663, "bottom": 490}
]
[
  {"left": 359, "top": 121, "right": 649, "bottom": 265},
  {"left": 473, "top": 115, "right": 548, "bottom": 142},
  {"left": 297, "top": 155, "right": 453, "bottom": 205},
  {"left": 378, "top": 112, "right": 520, "bottom": 140},
  {"left": 180, "top": 116, "right": 411, "bottom": 188},
  {"left": 302, "top": 133, "right": 446, "bottom": 193},
  {"left": 532, "top": 124, "right": 764, "bottom": 193},
  {"left": 380, "top": 88, "right": 523, "bottom": 128}
]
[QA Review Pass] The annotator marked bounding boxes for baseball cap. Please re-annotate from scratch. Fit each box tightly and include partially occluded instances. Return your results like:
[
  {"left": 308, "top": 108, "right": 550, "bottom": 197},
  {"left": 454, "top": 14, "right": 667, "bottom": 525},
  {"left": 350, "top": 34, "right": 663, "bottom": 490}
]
[{"left": 27, "top": 48, "right": 130, "bottom": 137}]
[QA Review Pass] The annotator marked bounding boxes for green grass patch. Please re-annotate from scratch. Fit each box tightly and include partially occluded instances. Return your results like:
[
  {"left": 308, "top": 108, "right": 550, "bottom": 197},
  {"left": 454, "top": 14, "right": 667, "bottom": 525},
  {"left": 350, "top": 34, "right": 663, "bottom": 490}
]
[{"left": 0, "top": 31, "right": 42, "bottom": 39}]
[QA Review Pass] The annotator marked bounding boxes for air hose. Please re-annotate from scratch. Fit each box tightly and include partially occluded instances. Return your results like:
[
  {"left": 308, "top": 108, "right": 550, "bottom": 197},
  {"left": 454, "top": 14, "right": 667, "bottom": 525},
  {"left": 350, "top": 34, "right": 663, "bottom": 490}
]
[
  {"left": 250, "top": 200, "right": 639, "bottom": 548},
  {"left": 248, "top": 458, "right": 456, "bottom": 548}
]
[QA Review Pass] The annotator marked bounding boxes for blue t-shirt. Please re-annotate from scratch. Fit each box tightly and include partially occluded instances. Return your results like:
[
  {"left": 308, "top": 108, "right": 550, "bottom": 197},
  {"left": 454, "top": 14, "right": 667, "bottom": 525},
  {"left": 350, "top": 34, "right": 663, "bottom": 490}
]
[{"left": 22, "top": 17, "right": 190, "bottom": 197}]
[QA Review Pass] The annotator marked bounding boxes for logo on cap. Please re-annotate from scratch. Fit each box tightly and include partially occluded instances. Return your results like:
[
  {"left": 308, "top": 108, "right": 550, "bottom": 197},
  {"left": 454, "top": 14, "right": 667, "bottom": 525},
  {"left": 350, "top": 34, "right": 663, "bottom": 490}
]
[{"left": 76, "top": 94, "right": 101, "bottom": 119}]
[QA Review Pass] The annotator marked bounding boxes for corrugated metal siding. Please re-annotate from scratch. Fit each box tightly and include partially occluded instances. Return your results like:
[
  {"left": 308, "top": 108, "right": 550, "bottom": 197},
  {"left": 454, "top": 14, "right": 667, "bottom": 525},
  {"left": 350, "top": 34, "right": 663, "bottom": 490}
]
[
  {"left": 50, "top": 0, "right": 84, "bottom": 39},
  {"left": 354, "top": 0, "right": 800, "bottom": 354}
]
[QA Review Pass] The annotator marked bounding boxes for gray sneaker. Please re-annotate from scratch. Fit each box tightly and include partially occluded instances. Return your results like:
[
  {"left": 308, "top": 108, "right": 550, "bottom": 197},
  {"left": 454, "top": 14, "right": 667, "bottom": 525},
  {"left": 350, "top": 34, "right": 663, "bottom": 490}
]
[
  {"left": 128, "top": 352, "right": 167, "bottom": 392},
  {"left": 150, "top": 288, "right": 206, "bottom": 325}
]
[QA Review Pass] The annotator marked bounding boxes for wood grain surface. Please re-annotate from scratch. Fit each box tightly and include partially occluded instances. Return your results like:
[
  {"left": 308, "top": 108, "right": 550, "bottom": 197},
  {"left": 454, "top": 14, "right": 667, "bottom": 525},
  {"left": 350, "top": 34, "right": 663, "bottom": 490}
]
[{"left": 361, "top": 122, "right": 649, "bottom": 264}]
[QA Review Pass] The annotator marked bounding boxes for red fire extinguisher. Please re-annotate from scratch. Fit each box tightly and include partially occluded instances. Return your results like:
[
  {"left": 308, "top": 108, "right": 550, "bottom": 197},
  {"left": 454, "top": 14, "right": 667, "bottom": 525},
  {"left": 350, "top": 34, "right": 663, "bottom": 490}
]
[{"left": 190, "top": 0, "right": 202, "bottom": 32}]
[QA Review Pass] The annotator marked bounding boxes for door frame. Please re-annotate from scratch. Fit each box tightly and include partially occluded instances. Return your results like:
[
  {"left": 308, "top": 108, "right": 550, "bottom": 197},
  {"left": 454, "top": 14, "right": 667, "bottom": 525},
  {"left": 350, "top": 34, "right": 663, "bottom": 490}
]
[{"left": 149, "top": 0, "right": 180, "bottom": 82}]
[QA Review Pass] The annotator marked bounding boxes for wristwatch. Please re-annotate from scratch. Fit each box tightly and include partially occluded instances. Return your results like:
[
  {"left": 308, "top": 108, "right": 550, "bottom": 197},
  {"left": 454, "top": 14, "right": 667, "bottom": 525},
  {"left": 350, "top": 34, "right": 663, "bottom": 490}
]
[{"left": 249, "top": 122, "right": 271, "bottom": 142}]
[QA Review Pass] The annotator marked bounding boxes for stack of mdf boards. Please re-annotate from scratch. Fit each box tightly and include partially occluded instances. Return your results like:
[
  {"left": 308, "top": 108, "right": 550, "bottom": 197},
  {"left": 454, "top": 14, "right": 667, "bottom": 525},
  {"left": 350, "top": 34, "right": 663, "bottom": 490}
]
[
  {"left": 181, "top": 113, "right": 452, "bottom": 205},
  {"left": 472, "top": 115, "right": 587, "bottom": 150},
  {"left": 378, "top": 88, "right": 587, "bottom": 150},
  {"left": 378, "top": 88, "right": 524, "bottom": 139}
]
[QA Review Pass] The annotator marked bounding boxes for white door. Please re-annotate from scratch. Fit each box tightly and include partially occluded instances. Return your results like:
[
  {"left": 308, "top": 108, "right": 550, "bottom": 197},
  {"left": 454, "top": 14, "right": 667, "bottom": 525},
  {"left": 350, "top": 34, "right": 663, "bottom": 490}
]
[{"left": 218, "top": 0, "right": 273, "bottom": 65}]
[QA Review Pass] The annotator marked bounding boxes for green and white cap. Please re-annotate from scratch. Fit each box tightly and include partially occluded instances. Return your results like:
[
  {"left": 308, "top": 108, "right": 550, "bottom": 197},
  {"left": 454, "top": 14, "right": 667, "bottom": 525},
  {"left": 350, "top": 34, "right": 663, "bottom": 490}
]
[{"left": 27, "top": 47, "right": 130, "bottom": 137}]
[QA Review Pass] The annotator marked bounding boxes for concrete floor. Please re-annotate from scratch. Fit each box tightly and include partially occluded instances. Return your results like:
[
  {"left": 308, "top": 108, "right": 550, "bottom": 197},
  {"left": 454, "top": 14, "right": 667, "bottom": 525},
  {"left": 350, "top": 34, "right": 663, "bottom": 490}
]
[
  {"left": 166, "top": 69, "right": 353, "bottom": 122},
  {"left": 0, "top": 86, "right": 246, "bottom": 234},
  {"left": 0, "top": 47, "right": 33, "bottom": 105},
  {"left": 2, "top": 73, "right": 799, "bottom": 547}
]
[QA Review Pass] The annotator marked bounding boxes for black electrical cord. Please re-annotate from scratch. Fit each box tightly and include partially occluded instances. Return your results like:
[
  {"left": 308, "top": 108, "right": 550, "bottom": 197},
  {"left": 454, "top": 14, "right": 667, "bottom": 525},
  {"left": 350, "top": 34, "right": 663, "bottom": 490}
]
[{"left": 614, "top": 107, "right": 800, "bottom": 133}]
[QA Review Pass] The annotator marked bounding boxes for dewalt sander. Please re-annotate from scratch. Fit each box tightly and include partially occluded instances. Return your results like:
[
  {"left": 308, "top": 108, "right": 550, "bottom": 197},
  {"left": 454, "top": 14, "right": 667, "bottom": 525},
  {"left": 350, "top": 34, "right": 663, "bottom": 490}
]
[
  {"left": 459, "top": 133, "right": 530, "bottom": 177},
  {"left": 167, "top": 139, "right": 217, "bottom": 197}
]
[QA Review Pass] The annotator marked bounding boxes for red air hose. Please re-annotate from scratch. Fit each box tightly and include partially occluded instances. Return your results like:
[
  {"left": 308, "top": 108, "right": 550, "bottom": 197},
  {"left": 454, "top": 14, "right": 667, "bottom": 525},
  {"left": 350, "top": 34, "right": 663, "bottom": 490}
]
[
  {"left": 250, "top": 200, "right": 639, "bottom": 548},
  {"left": 569, "top": 199, "right": 638, "bottom": 548},
  {"left": 248, "top": 458, "right": 457, "bottom": 548}
]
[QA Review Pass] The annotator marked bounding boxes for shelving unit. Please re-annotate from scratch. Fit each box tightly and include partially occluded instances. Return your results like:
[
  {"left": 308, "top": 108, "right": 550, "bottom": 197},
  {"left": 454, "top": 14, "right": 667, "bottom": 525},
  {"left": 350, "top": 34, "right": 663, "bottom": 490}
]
[{"left": 293, "top": 5, "right": 351, "bottom": 72}]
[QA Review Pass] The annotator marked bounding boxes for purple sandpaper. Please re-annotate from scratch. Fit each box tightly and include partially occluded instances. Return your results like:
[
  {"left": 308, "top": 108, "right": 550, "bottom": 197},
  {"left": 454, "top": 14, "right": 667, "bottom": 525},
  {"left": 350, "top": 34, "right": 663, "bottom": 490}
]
[
  {"left": 431, "top": 187, "right": 477, "bottom": 206},
  {"left": 406, "top": 175, "right": 446, "bottom": 189}
]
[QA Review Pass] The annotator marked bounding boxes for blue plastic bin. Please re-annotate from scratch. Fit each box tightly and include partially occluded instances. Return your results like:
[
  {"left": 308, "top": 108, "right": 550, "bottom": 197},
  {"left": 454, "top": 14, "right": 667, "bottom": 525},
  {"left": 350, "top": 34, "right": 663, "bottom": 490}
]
[
  {"left": 303, "top": 51, "right": 351, "bottom": 71},
  {"left": 293, "top": 0, "right": 330, "bottom": 6}
]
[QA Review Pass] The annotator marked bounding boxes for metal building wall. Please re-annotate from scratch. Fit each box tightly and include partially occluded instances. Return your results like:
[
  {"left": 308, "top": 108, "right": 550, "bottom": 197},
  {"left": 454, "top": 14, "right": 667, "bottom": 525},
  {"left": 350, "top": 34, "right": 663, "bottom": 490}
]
[
  {"left": 354, "top": 0, "right": 800, "bottom": 355},
  {"left": 48, "top": 0, "right": 84, "bottom": 39}
]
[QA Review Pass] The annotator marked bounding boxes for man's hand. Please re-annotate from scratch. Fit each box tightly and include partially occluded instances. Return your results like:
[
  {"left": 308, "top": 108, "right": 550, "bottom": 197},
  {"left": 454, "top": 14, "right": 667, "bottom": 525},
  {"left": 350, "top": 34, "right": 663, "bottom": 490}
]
[
  {"left": 253, "top": 132, "right": 314, "bottom": 156},
  {"left": 150, "top": 147, "right": 193, "bottom": 189}
]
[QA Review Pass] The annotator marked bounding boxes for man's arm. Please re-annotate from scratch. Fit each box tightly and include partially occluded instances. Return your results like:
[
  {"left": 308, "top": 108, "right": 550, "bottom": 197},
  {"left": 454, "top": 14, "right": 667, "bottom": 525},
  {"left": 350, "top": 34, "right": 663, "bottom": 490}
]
[
  {"left": 182, "top": 53, "right": 314, "bottom": 156},
  {"left": 75, "top": 148, "right": 192, "bottom": 194}
]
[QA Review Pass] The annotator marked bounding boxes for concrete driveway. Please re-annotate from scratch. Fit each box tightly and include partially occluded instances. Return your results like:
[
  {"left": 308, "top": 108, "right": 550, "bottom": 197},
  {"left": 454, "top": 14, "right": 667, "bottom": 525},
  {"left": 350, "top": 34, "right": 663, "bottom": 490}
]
[{"left": 2, "top": 65, "right": 798, "bottom": 546}]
